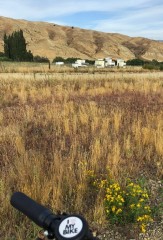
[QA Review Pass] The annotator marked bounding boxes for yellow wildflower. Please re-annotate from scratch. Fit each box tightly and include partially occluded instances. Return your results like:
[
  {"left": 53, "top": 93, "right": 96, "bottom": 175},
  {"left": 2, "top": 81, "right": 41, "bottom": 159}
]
[
  {"left": 140, "top": 223, "right": 146, "bottom": 233},
  {"left": 111, "top": 206, "right": 116, "bottom": 212},
  {"left": 106, "top": 194, "right": 112, "bottom": 201},
  {"left": 144, "top": 206, "right": 151, "bottom": 212},
  {"left": 137, "top": 216, "right": 143, "bottom": 222},
  {"left": 142, "top": 193, "right": 149, "bottom": 198},
  {"left": 116, "top": 208, "right": 122, "bottom": 214},
  {"left": 130, "top": 204, "right": 135, "bottom": 209},
  {"left": 127, "top": 182, "right": 134, "bottom": 187},
  {"left": 137, "top": 203, "right": 141, "bottom": 208}
]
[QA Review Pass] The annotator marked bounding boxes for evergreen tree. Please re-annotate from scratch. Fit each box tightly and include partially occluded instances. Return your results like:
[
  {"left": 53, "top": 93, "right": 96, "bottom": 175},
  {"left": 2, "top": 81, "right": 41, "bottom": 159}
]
[
  {"left": 3, "top": 30, "right": 33, "bottom": 61},
  {"left": 3, "top": 33, "right": 10, "bottom": 58}
]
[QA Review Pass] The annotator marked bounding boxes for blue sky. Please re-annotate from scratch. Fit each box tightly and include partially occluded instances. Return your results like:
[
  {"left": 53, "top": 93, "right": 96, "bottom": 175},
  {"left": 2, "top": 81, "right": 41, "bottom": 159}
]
[{"left": 0, "top": 0, "right": 163, "bottom": 40}]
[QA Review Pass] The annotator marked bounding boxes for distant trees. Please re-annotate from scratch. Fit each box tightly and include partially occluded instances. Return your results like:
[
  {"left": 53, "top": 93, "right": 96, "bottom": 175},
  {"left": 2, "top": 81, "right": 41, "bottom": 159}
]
[
  {"left": 143, "top": 59, "right": 163, "bottom": 71},
  {"left": 52, "top": 56, "right": 95, "bottom": 65},
  {"left": 52, "top": 56, "right": 65, "bottom": 63},
  {"left": 3, "top": 30, "right": 33, "bottom": 61},
  {"left": 64, "top": 57, "right": 79, "bottom": 64},
  {"left": 33, "top": 55, "right": 49, "bottom": 63},
  {"left": 126, "top": 58, "right": 145, "bottom": 66},
  {"left": 52, "top": 57, "right": 79, "bottom": 64},
  {"left": 85, "top": 59, "right": 95, "bottom": 65},
  {"left": 126, "top": 58, "right": 163, "bottom": 70}
]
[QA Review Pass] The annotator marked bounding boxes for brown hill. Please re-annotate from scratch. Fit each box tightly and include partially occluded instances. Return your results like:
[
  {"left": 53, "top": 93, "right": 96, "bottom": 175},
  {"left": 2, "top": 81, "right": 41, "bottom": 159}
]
[{"left": 0, "top": 16, "right": 163, "bottom": 61}]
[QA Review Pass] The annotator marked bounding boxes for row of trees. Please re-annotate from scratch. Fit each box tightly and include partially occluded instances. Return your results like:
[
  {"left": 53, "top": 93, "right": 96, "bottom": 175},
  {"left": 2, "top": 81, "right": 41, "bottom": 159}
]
[{"left": 126, "top": 58, "right": 163, "bottom": 70}]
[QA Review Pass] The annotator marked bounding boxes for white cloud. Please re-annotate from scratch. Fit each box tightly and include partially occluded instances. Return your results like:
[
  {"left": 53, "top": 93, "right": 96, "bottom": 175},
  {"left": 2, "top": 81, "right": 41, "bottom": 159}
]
[
  {"left": 92, "top": 4, "right": 163, "bottom": 39},
  {"left": 0, "top": 0, "right": 162, "bottom": 39},
  {"left": 0, "top": 0, "right": 155, "bottom": 19}
]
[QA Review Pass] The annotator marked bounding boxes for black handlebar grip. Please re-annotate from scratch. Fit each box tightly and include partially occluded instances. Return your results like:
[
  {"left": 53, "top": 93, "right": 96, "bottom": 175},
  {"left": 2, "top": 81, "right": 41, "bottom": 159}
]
[{"left": 10, "top": 192, "right": 55, "bottom": 228}]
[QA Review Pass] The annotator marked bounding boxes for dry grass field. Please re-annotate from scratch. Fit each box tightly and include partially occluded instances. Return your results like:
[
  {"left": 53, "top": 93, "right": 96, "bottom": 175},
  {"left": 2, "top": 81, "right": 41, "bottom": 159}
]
[{"left": 0, "top": 63, "right": 163, "bottom": 239}]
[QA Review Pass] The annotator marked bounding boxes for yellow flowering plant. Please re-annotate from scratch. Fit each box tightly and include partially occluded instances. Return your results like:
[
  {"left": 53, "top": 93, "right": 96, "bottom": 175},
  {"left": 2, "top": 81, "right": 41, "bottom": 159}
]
[
  {"left": 104, "top": 182, "right": 125, "bottom": 224},
  {"left": 98, "top": 178, "right": 153, "bottom": 232},
  {"left": 124, "top": 180, "right": 153, "bottom": 232}
]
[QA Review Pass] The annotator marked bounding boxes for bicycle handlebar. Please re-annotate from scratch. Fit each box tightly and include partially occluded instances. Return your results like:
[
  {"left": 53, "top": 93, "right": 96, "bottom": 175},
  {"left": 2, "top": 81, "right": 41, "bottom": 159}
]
[
  {"left": 11, "top": 192, "right": 56, "bottom": 229},
  {"left": 10, "top": 192, "right": 97, "bottom": 240}
]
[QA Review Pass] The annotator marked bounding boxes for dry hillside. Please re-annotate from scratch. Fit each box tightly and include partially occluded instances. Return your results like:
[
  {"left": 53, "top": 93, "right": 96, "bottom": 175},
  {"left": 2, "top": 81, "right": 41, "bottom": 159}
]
[{"left": 0, "top": 16, "right": 163, "bottom": 61}]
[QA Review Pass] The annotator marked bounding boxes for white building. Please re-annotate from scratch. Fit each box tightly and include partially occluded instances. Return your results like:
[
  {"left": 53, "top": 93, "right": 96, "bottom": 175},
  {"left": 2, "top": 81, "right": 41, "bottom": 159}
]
[
  {"left": 95, "top": 57, "right": 115, "bottom": 68},
  {"left": 72, "top": 59, "right": 87, "bottom": 68},
  {"left": 105, "top": 57, "right": 116, "bottom": 67},
  {"left": 76, "top": 59, "right": 86, "bottom": 65},
  {"left": 116, "top": 59, "right": 126, "bottom": 67},
  {"left": 95, "top": 59, "right": 105, "bottom": 68},
  {"left": 55, "top": 61, "right": 64, "bottom": 65}
]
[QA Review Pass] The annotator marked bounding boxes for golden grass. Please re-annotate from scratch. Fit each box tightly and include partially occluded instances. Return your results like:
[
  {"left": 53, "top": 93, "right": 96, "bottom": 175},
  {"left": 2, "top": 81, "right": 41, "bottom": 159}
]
[{"left": 0, "top": 68, "right": 163, "bottom": 239}]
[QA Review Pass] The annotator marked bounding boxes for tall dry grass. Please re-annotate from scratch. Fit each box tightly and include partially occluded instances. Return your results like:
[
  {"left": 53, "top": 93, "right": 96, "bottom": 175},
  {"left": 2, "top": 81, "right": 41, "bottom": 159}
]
[{"left": 0, "top": 70, "right": 163, "bottom": 239}]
